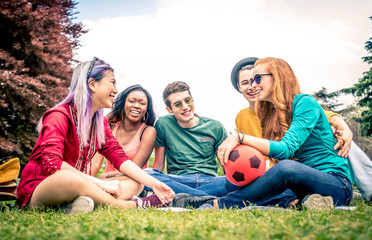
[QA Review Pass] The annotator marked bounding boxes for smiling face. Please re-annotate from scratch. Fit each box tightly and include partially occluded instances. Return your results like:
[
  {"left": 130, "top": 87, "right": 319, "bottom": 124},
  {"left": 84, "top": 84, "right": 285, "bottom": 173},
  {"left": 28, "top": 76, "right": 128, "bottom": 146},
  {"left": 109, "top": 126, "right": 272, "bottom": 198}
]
[
  {"left": 124, "top": 90, "right": 148, "bottom": 123},
  {"left": 253, "top": 63, "right": 274, "bottom": 102},
  {"left": 166, "top": 90, "right": 196, "bottom": 128},
  {"left": 90, "top": 70, "right": 118, "bottom": 112},
  {"left": 238, "top": 68, "right": 258, "bottom": 108}
]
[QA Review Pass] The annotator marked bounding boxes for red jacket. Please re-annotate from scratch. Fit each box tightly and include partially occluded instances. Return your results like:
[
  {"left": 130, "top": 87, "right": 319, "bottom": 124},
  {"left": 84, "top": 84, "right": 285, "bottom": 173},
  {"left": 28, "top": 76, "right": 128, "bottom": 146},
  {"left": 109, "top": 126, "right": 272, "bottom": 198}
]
[{"left": 17, "top": 104, "right": 129, "bottom": 207}]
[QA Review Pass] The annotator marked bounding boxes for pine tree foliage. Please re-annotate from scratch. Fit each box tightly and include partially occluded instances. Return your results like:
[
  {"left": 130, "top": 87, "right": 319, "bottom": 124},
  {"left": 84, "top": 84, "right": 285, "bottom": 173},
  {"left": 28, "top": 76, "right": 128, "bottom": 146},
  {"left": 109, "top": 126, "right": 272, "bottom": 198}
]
[
  {"left": 0, "top": 0, "right": 86, "bottom": 164},
  {"left": 341, "top": 16, "right": 372, "bottom": 137},
  {"left": 313, "top": 87, "right": 342, "bottom": 112}
]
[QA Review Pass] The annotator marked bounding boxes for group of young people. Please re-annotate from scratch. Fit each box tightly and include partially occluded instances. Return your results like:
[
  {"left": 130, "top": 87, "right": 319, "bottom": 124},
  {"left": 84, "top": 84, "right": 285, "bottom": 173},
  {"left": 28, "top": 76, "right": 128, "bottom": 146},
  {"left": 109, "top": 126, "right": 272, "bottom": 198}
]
[{"left": 16, "top": 56, "right": 360, "bottom": 213}]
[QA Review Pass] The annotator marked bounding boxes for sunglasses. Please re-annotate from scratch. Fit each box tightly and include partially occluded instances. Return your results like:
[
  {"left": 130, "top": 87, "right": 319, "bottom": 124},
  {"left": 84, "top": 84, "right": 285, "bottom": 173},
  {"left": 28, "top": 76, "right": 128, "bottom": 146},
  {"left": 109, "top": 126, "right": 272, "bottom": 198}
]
[
  {"left": 87, "top": 56, "right": 106, "bottom": 81},
  {"left": 173, "top": 97, "right": 193, "bottom": 110},
  {"left": 250, "top": 73, "right": 272, "bottom": 86}
]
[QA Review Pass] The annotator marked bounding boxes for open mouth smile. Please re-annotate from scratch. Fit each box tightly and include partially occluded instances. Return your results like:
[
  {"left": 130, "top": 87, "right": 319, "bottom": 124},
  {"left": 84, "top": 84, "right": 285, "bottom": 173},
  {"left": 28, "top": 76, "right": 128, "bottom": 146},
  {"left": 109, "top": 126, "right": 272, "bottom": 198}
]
[
  {"left": 130, "top": 110, "right": 140, "bottom": 115},
  {"left": 246, "top": 90, "right": 261, "bottom": 96}
]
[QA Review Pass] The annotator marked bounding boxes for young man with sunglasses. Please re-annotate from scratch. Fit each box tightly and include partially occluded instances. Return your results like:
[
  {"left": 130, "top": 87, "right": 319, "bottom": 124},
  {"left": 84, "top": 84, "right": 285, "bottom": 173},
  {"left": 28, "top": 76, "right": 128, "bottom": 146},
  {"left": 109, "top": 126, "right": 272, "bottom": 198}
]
[{"left": 144, "top": 81, "right": 239, "bottom": 198}]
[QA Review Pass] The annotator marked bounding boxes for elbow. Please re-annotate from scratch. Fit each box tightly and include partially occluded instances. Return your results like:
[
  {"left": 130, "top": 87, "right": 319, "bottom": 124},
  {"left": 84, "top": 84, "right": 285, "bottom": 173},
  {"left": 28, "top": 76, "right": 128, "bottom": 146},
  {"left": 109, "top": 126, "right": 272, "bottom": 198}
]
[
  {"left": 277, "top": 148, "right": 295, "bottom": 160},
  {"left": 269, "top": 149, "right": 294, "bottom": 160}
]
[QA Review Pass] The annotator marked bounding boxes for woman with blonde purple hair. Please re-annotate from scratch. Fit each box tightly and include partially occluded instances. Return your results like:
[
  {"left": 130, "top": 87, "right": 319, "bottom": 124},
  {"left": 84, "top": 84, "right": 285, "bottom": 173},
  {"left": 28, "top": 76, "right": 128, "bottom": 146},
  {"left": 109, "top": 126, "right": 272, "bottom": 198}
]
[{"left": 17, "top": 57, "right": 174, "bottom": 213}]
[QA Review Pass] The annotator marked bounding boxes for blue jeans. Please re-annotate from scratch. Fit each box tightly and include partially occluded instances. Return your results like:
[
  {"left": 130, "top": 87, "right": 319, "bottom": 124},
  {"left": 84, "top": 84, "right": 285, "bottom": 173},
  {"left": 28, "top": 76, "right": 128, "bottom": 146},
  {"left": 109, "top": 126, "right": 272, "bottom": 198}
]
[
  {"left": 218, "top": 160, "right": 353, "bottom": 209},
  {"left": 144, "top": 168, "right": 297, "bottom": 207},
  {"left": 144, "top": 168, "right": 239, "bottom": 197}
]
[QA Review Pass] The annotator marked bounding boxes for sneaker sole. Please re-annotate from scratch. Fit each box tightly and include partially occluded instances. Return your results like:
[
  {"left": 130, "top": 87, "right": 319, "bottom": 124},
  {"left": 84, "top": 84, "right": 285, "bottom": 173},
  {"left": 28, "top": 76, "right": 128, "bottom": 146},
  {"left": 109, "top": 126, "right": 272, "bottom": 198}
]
[
  {"left": 171, "top": 193, "right": 216, "bottom": 208},
  {"left": 61, "top": 196, "right": 94, "bottom": 214},
  {"left": 303, "top": 194, "right": 333, "bottom": 210}
]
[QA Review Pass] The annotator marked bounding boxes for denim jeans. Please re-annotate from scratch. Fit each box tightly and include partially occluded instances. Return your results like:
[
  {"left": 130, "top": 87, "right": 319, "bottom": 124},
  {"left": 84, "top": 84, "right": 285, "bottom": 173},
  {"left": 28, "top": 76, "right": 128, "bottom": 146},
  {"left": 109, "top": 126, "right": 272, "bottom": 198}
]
[
  {"left": 144, "top": 168, "right": 298, "bottom": 207},
  {"left": 144, "top": 168, "right": 239, "bottom": 197},
  {"left": 218, "top": 160, "right": 353, "bottom": 209}
]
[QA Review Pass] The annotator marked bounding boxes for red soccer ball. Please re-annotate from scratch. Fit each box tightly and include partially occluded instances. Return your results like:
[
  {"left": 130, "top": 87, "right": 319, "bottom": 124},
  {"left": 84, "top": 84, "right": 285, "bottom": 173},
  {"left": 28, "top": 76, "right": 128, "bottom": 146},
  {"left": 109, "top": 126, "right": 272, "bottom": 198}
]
[{"left": 224, "top": 144, "right": 266, "bottom": 186}]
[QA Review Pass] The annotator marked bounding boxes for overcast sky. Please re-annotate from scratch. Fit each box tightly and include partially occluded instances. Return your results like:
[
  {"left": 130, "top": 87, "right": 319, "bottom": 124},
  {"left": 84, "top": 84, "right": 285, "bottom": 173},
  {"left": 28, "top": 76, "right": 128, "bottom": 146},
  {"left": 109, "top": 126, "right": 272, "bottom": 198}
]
[{"left": 74, "top": 0, "right": 372, "bottom": 133}]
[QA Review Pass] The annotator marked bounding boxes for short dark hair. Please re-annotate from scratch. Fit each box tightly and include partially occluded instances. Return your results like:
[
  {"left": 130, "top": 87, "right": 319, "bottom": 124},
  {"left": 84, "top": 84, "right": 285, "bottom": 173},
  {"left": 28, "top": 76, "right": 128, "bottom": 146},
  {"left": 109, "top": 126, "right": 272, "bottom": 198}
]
[{"left": 162, "top": 81, "right": 192, "bottom": 108}]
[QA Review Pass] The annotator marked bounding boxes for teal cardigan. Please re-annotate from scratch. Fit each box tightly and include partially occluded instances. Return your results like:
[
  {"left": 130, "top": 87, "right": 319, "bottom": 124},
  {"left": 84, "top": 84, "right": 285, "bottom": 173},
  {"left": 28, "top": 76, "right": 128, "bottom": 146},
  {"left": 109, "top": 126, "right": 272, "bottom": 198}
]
[{"left": 268, "top": 94, "right": 351, "bottom": 183}]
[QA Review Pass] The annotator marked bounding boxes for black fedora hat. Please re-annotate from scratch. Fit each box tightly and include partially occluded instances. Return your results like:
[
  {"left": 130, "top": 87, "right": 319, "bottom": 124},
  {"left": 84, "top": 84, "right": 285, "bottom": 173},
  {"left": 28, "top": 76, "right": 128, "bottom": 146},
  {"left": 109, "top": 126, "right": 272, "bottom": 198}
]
[{"left": 231, "top": 57, "right": 258, "bottom": 92}]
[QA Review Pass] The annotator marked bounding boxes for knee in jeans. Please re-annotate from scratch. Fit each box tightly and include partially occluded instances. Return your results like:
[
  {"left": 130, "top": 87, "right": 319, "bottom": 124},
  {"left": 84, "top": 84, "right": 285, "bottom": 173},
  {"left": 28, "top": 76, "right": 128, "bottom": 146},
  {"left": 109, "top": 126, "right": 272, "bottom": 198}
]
[{"left": 272, "top": 160, "right": 298, "bottom": 176}]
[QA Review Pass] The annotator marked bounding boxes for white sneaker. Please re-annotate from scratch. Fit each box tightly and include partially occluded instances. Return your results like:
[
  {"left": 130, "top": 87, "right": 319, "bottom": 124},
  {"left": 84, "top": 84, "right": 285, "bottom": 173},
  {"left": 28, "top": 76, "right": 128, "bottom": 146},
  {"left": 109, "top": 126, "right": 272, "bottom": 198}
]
[
  {"left": 352, "top": 190, "right": 363, "bottom": 201},
  {"left": 60, "top": 196, "right": 94, "bottom": 214},
  {"left": 302, "top": 194, "right": 333, "bottom": 210}
]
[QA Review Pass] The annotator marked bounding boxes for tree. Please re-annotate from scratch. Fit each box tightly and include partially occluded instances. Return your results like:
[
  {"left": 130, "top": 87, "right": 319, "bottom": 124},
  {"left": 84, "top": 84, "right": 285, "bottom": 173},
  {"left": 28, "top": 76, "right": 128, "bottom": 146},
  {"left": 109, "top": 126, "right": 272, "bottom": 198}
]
[
  {"left": 0, "top": 0, "right": 86, "bottom": 166},
  {"left": 312, "top": 87, "right": 372, "bottom": 158},
  {"left": 341, "top": 16, "right": 372, "bottom": 137},
  {"left": 313, "top": 87, "right": 342, "bottom": 112}
]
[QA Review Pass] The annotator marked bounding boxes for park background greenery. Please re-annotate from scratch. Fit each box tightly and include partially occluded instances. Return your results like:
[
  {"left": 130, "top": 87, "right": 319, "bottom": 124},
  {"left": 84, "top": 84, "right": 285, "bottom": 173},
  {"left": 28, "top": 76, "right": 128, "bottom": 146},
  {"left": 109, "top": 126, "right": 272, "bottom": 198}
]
[
  {"left": 1, "top": 1, "right": 371, "bottom": 168},
  {"left": 0, "top": 0, "right": 371, "bottom": 201}
]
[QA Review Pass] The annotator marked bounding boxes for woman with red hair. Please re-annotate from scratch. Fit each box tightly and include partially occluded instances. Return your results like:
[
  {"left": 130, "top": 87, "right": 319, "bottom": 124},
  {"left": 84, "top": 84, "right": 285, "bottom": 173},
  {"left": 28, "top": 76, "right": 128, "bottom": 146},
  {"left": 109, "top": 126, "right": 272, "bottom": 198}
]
[
  {"left": 177, "top": 57, "right": 352, "bottom": 209},
  {"left": 216, "top": 57, "right": 352, "bottom": 209}
]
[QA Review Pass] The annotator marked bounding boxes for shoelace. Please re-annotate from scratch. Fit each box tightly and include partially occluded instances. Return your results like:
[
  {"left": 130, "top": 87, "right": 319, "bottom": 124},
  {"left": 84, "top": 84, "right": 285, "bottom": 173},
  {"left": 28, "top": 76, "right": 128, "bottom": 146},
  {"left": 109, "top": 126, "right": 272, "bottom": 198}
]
[
  {"left": 187, "top": 197, "right": 210, "bottom": 208},
  {"left": 143, "top": 200, "right": 151, "bottom": 208},
  {"left": 133, "top": 196, "right": 152, "bottom": 209}
]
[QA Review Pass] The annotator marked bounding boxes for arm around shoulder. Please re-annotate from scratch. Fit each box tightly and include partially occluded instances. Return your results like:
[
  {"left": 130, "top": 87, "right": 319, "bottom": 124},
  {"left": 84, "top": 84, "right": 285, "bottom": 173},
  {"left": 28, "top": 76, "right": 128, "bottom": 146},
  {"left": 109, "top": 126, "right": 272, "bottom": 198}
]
[{"left": 329, "top": 114, "right": 353, "bottom": 158}]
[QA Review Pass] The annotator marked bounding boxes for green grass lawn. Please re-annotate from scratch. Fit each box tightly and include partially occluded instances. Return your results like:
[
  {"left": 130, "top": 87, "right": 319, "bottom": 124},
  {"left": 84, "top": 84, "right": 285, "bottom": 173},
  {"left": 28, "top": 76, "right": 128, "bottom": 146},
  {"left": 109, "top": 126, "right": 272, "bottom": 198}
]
[
  {"left": 0, "top": 199, "right": 371, "bottom": 240},
  {"left": 2, "top": 156, "right": 371, "bottom": 239}
]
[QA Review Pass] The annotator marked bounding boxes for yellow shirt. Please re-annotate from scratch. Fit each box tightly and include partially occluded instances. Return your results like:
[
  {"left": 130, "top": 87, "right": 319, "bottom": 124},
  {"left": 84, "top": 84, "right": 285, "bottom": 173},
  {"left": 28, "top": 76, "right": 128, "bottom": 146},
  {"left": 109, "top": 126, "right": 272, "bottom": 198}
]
[
  {"left": 235, "top": 107, "right": 262, "bottom": 138},
  {"left": 235, "top": 107, "right": 275, "bottom": 170},
  {"left": 324, "top": 110, "right": 341, "bottom": 121}
]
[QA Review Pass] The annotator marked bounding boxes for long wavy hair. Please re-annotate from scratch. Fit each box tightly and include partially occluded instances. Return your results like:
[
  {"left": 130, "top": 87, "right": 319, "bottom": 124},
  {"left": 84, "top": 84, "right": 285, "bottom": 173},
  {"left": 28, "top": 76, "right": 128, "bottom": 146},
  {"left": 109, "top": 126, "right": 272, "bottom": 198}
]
[
  {"left": 107, "top": 84, "right": 156, "bottom": 127},
  {"left": 38, "top": 59, "right": 114, "bottom": 149},
  {"left": 255, "top": 57, "right": 301, "bottom": 141}
]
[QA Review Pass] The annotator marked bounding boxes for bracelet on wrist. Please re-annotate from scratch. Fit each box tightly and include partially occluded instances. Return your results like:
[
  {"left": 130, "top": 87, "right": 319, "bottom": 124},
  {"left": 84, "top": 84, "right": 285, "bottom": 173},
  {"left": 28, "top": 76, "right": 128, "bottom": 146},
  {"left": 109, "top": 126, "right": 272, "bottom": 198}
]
[
  {"left": 237, "top": 132, "right": 242, "bottom": 144},
  {"left": 238, "top": 132, "right": 245, "bottom": 144}
]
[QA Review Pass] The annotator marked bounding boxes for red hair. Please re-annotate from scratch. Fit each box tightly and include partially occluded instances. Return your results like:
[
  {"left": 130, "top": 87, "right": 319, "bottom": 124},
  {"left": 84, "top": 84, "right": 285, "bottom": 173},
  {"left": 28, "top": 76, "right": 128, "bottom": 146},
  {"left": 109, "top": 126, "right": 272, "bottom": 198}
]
[{"left": 255, "top": 57, "right": 301, "bottom": 141}]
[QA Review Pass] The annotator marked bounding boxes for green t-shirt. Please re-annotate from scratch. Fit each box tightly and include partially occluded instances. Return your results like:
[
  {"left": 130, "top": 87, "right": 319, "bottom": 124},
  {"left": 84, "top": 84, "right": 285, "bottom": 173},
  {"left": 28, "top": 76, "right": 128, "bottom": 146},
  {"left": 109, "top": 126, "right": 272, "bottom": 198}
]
[
  {"left": 269, "top": 94, "right": 352, "bottom": 183},
  {"left": 155, "top": 115, "right": 227, "bottom": 176}
]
